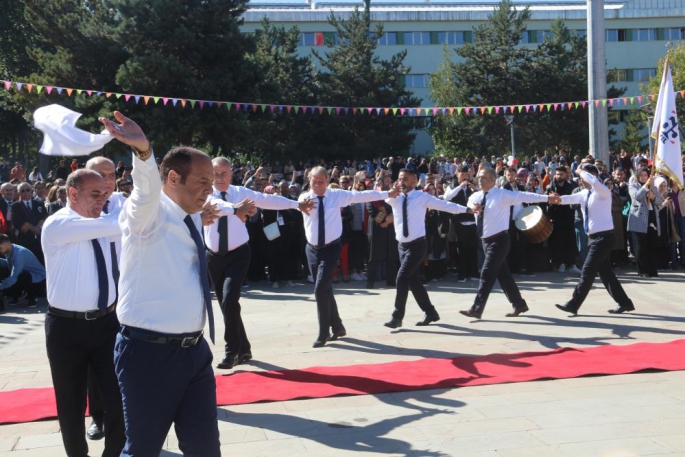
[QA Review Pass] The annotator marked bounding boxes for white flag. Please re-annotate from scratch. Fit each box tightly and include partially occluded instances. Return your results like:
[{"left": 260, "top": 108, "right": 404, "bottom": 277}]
[
  {"left": 33, "top": 104, "right": 113, "bottom": 157},
  {"left": 651, "top": 61, "right": 684, "bottom": 189}
]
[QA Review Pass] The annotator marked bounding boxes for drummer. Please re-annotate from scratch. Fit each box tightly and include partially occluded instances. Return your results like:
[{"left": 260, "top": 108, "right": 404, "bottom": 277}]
[{"left": 460, "top": 167, "right": 560, "bottom": 320}]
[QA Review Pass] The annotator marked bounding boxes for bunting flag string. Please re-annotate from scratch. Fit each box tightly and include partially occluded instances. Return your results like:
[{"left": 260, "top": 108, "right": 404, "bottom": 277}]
[{"left": 2, "top": 79, "right": 685, "bottom": 118}]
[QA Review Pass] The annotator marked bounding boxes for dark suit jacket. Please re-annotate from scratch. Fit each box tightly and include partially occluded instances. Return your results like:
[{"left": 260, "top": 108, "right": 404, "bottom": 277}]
[
  {"left": 449, "top": 186, "right": 475, "bottom": 223},
  {"left": 47, "top": 201, "right": 66, "bottom": 217},
  {"left": 11, "top": 199, "right": 46, "bottom": 250}
]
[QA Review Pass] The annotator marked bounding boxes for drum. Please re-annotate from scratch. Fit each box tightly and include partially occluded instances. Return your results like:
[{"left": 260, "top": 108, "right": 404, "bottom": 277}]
[{"left": 514, "top": 205, "right": 553, "bottom": 244}]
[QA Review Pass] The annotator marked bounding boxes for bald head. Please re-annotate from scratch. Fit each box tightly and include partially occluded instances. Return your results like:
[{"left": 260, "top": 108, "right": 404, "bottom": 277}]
[{"left": 86, "top": 156, "right": 116, "bottom": 197}]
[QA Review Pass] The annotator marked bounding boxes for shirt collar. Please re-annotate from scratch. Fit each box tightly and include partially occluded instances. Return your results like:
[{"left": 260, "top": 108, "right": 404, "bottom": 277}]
[{"left": 161, "top": 191, "right": 192, "bottom": 221}]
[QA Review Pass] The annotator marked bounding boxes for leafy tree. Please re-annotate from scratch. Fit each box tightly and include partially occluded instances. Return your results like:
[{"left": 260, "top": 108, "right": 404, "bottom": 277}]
[
  {"left": 307, "top": 0, "right": 420, "bottom": 160},
  {"left": 429, "top": 0, "right": 601, "bottom": 158}
]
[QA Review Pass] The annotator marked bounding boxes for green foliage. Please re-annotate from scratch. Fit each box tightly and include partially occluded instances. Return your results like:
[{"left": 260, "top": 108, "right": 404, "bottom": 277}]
[
  {"left": 429, "top": 0, "right": 595, "bottom": 158},
  {"left": 619, "top": 110, "right": 648, "bottom": 153},
  {"left": 307, "top": 3, "right": 421, "bottom": 160}
]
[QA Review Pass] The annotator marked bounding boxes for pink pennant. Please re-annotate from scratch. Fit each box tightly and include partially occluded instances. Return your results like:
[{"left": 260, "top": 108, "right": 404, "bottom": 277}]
[
  {"left": 494, "top": 106, "right": 501, "bottom": 114},
  {"left": 524, "top": 105, "right": 530, "bottom": 112},
  {"left": 637, "top": 96, "right": 642, "bottom": 104},
  {"left": 400, "top": 108, "right": 406, "bottom": 116},
  {"left": 335, "top": 108, "right": 341, "bottom": 115},
  {"left": 608, "top": 99, "right": 614, "bottom": 107},
  {"left": 235, "top": 103, "right": 241, "bottom": 111},
  {"left": 46, "top": 86, "right": 53, "bottom": 94},
  {"left": 366, "top": 108, "right": 373, "bottom": 115},
  {"left": 162, "top": 97, "right": 169, "bottom": 105},
  {"left": 124, "top": 94, "right": 131, "bottom": 102},
  {"left": 432, "top": 108, "right": 438, "bottom": 116},
  {"left": 582, "top": 101, "right": 587, "bottom": 108},
  {"left": 86, "top": 90, "right": 93, "bottom": 96},
  {"left": 465, "top": 107, "right": 471, "bottom": 115},
  {"left": 269, "top": 105, "right": 276, "bottom": 113},
  {"left": 553, "top": 103, "right": 559, "bottom": 111},
  {"left": 199, "top": 101, "right": 205, "bottom": 109},
  {"left": 3, "top": 81, "right": 10, "bottom": 91}
]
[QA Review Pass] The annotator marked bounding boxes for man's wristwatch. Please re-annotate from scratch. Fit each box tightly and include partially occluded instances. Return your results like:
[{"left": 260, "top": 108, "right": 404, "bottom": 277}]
[{"left": 134, "top": 145, "right": 153, "bottom": 161}]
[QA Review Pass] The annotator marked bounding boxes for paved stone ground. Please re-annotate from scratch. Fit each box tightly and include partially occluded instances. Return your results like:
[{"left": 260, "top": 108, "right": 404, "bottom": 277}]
[{"left": 1, "top": 267, "right": 684, "bottom": 456}]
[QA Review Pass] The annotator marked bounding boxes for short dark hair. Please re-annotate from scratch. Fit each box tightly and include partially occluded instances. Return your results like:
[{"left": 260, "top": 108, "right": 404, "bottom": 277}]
[
  {"left": 398, "top": 168, "right": 417, "bottom": 178},
  {"left": 458, "top": 165, "right": 471, "bottom": 173},
  {"left": 555, "top": 165, "right": 568, "bottom": 173},
  {"left": 0, "top": 234, "right": 10, "bottom": 245},
  {"left": 580, "top": 164, "right": 600, "bottom": 177},
  {"left": 159, "top": 147, "right": 204, "bottom": 184}
]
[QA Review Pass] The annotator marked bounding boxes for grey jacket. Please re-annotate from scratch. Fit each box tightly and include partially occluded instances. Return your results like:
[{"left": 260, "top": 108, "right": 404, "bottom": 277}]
[{"left": 627, "top": 182, "right": 664, "bottom": 234}]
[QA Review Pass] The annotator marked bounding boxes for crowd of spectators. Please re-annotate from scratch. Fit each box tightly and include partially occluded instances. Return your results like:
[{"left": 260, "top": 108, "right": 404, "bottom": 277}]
[{"left": 0, "top": 147, "right": 683, "bottom": 308}]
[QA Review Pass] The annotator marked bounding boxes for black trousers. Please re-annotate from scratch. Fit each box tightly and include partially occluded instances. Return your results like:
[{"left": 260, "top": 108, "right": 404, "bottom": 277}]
[
  {"left": 565, "top": 231, "right": 634, "bottom": 311},
  {"left": 4, "top": 272, "right": 45, "bottom": 300},
  {"left": 207, "top": 243, "right": 252, "bottom": 355},
  {"left": 45, "top": 312, "right": 125, "bottom": 457},
  {"left": 348, "top": 230, "right": 367, "bottom": 272},
  {"left": 635, "top": 228, "right": 658, "bottom": 277},
  {"left": 507, "top": 221, "right": 528, "bottom": 274},
  {"left": 472, "top": 232, "right": 527, "bottom": 314},
  {"left": 454, "top": 223, "right": 479, "bottom": 278},
  {"left": 88, "top": 367, "right": 104, "bottom": 424},
  {"left": 306, "top": 241, "right": 344, "bottom": 339},
  {"left": 549, "top": 223, "right": 577, "bottom": 267},
  {"left": 393, "top": 238, "right": 437, "bottom": 320}
]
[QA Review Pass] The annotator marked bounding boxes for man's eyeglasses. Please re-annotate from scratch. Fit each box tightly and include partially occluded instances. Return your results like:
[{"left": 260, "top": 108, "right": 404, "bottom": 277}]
[{"left": 20, "top": 189, "right": 32, "bottom": 193}]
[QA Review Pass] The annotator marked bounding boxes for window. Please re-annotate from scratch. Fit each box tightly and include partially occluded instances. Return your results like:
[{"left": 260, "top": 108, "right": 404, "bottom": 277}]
[
  {"left": 608, "top": 69, "right": 627, "bottom": 83},
  {"left": 576, "top": 29, "right": 587, "bottom": 38},
  {"left": 403, "top": 32, "right": 430, "bottom": 45},
  {"left": 301, "top": 32, "right": 324, "bottom": 46},
  {"left": 377, "top": 32, "right": 397, "bottom": 45},
  {"left": 634, "top": 68, "right": 656, "bottom": 82},
  {"left": 606, "top": 29, "right": 618, "bottom": 41},
  {"left": 405, "top": 74, "right": 430, "bottom": 88},
  {"left": 635, "top": 28, "right": 656, "bottom": 41},
  {"left": 665, "top": 28, "right": 685, "bottom": 40},
  {"left": 437, "top": 31, "right": 465, "bottom": 45}
]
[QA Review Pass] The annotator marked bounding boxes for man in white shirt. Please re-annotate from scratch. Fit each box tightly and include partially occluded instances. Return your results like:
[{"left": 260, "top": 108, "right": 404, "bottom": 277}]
[
  {"left": 299, "top": 167, "right": 398, "bottom": 347},
  {"left": 460, "top": 167, "right": 559, "bottom": 319},
  {"left": 205, "top": 157, "right": 311, "bottom": 370},
  {"left": 384, "top": 169, "right": 472, "bottom": 328},
  {"left": 99, "top": 111, "right": 253, "bottom": 457},
  {"left": 83, "top": 156, "right": 127, "bottom": 441},
  {"left": 41, "top": 169, "right": 125, "bottom": 457},
  {"left": 553, "top": 164, "right": 635, "bottom": 315}
]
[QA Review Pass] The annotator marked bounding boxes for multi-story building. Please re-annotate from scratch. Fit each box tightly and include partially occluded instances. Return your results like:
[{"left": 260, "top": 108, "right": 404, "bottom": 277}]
[{"left": 242, "top": 0, "right": 685, "bottom": 154}]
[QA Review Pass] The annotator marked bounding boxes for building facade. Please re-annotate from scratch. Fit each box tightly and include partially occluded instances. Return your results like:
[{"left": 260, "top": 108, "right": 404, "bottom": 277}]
[{"left": 241, "top": 0, "right": 685, "bottom": 154}]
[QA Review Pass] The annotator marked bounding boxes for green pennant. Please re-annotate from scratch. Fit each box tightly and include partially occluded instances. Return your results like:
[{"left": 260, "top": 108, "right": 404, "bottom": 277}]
[
  {"left": 487, "top": 106, "right": 494, "bottom": 114},
  {"left": 457, "top": 107, "right": 463, "bottom": 115},
  {"left": 190, "top": 100, "right": 197, "bottom": 108},
  {"left": 76, "top": 89, "right": 83, "bottom": 95},
  {"left": 327, "top": 107, "right": 333, "bottom": 114},
  {"left": 36, "top": 85, "right": 44, "bottom": 94},
  {"left": 390, "top": 108, "right": 397, "bottom": 115},
  {"left": 226, "top": 103, "right": 233, "bottom": 110},
  {"left": 574, "top": 102, "right": 580, "bottom": 109},
  {"left": 296, "top": 106, "right": 302, "bottom": 114},
  {"left": 629, "top": 97, "right": 635, "bottom": 105},
  {"left": 545, "top": 104, "right": 552, "bottom": 111},
  {"left": 115, "top": 93, "right": 123, "bottom": 99},
  {"left": 260, "top": 104, "right": 267, "bottom": 112},
  {"left": 601, "top": 99, "right": 607, "bottom": 106},
  {"left": 153, "top": 97, "right": 160, "bottom": 104}
]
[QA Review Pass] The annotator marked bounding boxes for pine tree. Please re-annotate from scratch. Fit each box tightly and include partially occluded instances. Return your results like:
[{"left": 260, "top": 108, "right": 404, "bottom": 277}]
[
  {"left": 307, "top": 0, "right": 420, "bottom": 160},
  {"left": 620, "top": 110, "right": 647, "bottom": 154}
]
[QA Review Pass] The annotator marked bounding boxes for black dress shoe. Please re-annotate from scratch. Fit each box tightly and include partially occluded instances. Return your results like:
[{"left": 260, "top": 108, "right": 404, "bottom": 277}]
[
  {"left": 459, "top": 309, "right": 482, "bottom": 319},
  {"left": 554, "top": 304, "right": 578, "bottom": 316},
  {"left": 216, "top": 353, "right": 240, "bottom": 369},
  {"left": 505, "top": 306, "right": 529, "bottom": 317},
  {"left": 416, "top": 313, "right": 440, "bottom": 326},
  {"left": 608, "top": 305, "right": 635, "bottom": 314},
  {"left": 384, "top": 318, "right": 402, "bottom": 329},
  {"left": 87, "top": 419, "right": 104, "bottom": 441},
  {"left": 331, "top": 326, "right": 347, "bottom": 340},
  {"left": 312, "top": 335, "right": 331, "bottom": 348},
  {"left": 238, "top": 352, "right": 253, "bottom": 364}
]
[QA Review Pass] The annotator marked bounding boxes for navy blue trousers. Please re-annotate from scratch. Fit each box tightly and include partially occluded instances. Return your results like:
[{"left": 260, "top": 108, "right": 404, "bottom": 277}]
[
  {"left": 305, "top": 241, "right": 344, "bottom": 339},
  {"left": 114, "top": 330, "right": 220, "bottom": 457}
]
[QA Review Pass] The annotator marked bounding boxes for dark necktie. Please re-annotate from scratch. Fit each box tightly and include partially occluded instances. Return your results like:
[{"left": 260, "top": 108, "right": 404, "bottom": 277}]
[
  {"left": 218, "top": 191, "right": 228, "bottom": 255},
  {"left": 584, "top": 190, "right": 592, "bottom": 234},
  {"left": 183, "top": 215, "right": 215, "bottom": 343},
  {"left": 91, "top": 239, "right": 109, "bottom": 312},
  {"left": 402, "top": 193, "right": 409, "bottom": 238},
  {"left": 476, "top": 192, "right": 488, "bottom": 238},
  {"left": 101, "top": 200, "right": 119, "bottom": 290},
  {"left": 317, "top": 195, "right": 325, "bottom": 247},
  {"left": 103, "top": 200, "right": 110, "bottom": 215}
]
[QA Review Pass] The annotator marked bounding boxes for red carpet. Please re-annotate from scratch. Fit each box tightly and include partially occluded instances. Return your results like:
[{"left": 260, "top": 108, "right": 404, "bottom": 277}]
[{"left": 2, "top": 340, "right": 685, "bottom": 425}]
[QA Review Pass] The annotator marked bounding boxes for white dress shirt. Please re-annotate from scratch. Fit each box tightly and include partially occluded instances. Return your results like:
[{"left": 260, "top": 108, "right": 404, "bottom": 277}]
[
  {"left": 468, "top": 187, "right": 549, "bottom": 239},
  {"left": 117, "top": 153, "right": 225, "bottom": 334},
  {"left": 103, "top": 191, "right": 127, "bottom": 259},
  {"left": 559, "top": 171, "right": 613, "bottom": 235},
  {"left": 299, "top": 188, "right": 389, "bottom": 245},
  {"left": 41, "top": 208, "right": 120, "bottom": 311},
  {"left": 204, "top": 186, "right": 298, "bottom": 253},
  {"left": 387, "top": 190, "right": 468, "bottom": 243}
]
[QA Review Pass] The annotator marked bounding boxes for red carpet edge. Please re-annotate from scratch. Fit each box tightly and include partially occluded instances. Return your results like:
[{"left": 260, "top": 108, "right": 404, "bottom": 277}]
[{"left": 2, "top": 340, "right": 684, "bottom": 425}]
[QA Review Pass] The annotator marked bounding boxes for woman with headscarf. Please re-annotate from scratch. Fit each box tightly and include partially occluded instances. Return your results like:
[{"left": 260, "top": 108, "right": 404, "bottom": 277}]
[{"left": 628, "top": 168, "right": 664, "bottom": 278}]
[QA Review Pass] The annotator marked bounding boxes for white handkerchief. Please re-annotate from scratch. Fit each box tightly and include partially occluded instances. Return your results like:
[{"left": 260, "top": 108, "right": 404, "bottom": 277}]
[{"left": 33, "top": 104, "right": 114, "bottom": 156}]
